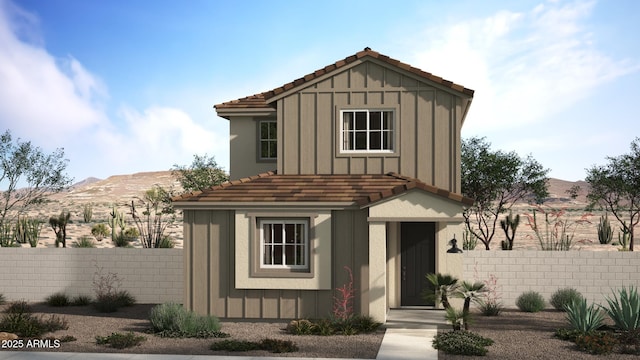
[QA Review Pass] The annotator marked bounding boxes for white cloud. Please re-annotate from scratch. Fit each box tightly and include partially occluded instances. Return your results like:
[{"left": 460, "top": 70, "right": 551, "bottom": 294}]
[{"left": 409, "top": 0, "right": 638, "bottom": 134}]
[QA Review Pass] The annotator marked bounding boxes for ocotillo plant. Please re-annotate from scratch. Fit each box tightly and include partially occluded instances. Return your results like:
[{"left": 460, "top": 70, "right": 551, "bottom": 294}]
[
  {"left": 83, "top": 203, "right": 93, "bottom": 223},
  {"left": 500, "top": 211, "right": 520, "bottom": 250},
  {"left": 108, "top": 205, "right": 126, "bottom": 242},
  {"left": 597, "top": 214, "right": 613, "bottom": 244},
  {"left": 49, "top": 211, "right": 71, "bottom": 248},
  {"left": 15, "top": 216, "right": 42, "bottom": 247}
]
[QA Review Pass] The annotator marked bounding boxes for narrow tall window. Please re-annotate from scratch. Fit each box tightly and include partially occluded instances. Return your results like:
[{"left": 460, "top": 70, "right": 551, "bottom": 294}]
[
  {"left": 259, "top": 120, "right": 277, "bottom": 160},
  {"left": 341, "top": 110, "right": 394, "bottom": 152},
  {"left": 260, "top": 219, "right": 308, "bottom": 269}
]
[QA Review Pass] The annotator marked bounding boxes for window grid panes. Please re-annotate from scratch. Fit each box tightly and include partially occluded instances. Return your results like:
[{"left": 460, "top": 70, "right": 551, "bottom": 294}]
[
  {"left": 260, "top": 219, "right": 308, "bottom": 269},
  {"left": 259, "top": 121, "right": 277, "bottom": 159},
  {"left": 342, "top": 110, "right": 394, "bottom": 152}
]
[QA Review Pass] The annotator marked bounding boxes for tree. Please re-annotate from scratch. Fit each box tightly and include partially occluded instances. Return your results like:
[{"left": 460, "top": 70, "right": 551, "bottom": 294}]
[
  {"left": 171, "top": 154, "right": 228, "bottom": 193},
  {"left": 461, "top": 137, "right": 549, "bottom": 250},
  {"left": 585, "top": 137, "right": 640, "bottom": 251},
  {"left": 0, "top": 130, "right": 72, "bottom": 228}
]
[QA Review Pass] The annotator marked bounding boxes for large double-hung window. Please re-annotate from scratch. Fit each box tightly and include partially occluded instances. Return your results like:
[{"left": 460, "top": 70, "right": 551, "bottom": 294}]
[
  {"left": 259, "top": 219, "right": 308, "bottom": 269},
  {"left": 341, "top": 110, "right": 394, "bottom": 152}
]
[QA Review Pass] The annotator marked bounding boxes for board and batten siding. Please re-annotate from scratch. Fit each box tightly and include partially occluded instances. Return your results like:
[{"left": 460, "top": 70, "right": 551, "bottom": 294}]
[
  {"left": 183, "top": 209, "right": 371, "bottom": 320},
  {"left": 276, "top": 60, "right": 464, "bottom": 193}
]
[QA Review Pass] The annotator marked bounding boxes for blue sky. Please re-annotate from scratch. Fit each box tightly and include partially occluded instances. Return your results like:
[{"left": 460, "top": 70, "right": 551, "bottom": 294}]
[{"left": 1, "top": 0, "right": 638, "bottom": 183}]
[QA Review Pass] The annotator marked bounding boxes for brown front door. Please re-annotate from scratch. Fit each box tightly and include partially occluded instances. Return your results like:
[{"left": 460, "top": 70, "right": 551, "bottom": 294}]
[{"left": 401, "top": 222, "right": 436, "bottom": 306}]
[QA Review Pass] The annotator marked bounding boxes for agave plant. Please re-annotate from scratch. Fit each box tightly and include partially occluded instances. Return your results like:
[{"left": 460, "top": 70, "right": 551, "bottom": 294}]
[
  {"left": 601, "top": 286, "right": 640, "bottom": 331},
  {"left": 423, "top": 273, "right": 459, "bottom": 309},
  {"left": 565, "top": 298, "right": 605, "bottom": 333}
]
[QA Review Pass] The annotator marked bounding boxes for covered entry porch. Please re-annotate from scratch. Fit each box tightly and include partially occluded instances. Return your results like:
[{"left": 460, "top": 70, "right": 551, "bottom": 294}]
[{"left": 365, "top": 189, "right": 467, "bottom": 322}]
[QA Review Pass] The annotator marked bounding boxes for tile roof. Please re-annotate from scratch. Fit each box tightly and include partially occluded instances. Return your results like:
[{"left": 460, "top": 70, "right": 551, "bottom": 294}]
[
  {"left": 172, "top": 172, "right": 474, "bottom": 207},
  {"left": 215, "top": 47, "right": 474, "bottom": 110}
]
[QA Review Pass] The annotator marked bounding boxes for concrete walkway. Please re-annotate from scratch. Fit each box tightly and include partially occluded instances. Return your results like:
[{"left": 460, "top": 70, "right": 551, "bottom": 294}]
[{"left": 0, "top": 309, "right": 445, "bottom": 360}]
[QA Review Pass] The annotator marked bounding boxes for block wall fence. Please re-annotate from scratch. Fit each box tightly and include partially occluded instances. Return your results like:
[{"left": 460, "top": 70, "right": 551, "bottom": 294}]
[
  {"left": 0, "top": 248, "right": 182, "bottom": 304},
  {"left": 463, "top": 251, "right": 640, "bottom": 308}
]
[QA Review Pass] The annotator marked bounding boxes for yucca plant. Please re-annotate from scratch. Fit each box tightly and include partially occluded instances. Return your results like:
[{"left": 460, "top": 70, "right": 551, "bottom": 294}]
[
  {"left": 423, "top": 273, "right": 459, "bottom": 309},
  {"left": 601, "top": 286, "right": 640, "bottom": 331},
  {"left": 564, "top": 298, "right": 605, "bottom": 333}
]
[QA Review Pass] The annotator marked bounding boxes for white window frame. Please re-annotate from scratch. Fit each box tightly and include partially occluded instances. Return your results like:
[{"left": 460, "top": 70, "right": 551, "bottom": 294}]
[
  {"left": 340, "top": 109, "right": 394, "bottom": 153},
  {"left": 259, "top": 219, "right": 309, "bottom": 270},
  {"left": 259, "top": 120, "right": 277, "bottom": 160}
]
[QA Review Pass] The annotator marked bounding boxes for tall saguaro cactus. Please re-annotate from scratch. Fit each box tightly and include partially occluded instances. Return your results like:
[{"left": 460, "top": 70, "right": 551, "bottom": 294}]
[{"left": 108, "top": 205, "right": 126, "bottom": 242}]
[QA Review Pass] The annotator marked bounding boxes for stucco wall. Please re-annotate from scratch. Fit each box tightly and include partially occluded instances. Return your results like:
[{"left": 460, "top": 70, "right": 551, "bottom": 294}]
[
  {"left": 0, "top": 248, "right": 182, "bottom": 304},
  {"left": 463, "top": 251, "right": 640, "bottom": 308}
]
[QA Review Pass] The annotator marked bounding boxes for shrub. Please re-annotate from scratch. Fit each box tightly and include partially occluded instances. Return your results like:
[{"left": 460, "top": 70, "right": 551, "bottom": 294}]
[
  {"left": 70, "top": 295, "right": 92, "bottom": 306},
  {"left": 287, "top": 319, "right": 315, "bottom": 335},
  {"left": 477, "top": 300, "right": 503, "bottom": 316},
  {"left": 94, "top": 291, "right": 135, "bottom": 313},
  {"left": 602, "top": 286, "right": 640, "bottom": 331},
  {"left": 4, "top": 300, "right": 32, "bottom": 314},
  {"left": 149, "top": 302, "right": 226, "bottom": 338},
  {"left": 209, "top": 338, "right": 298, "bottom": 353},
  {"left": 0, "top": 303, "right": 68, "bottom": 337},
  {"left": 90, "top": 223, "right": 109, "bottom": 241},
  {"left": 83, "top": 203, "right": 93, "bottom": 223},
  {"left": 0, "top": 293, "right": 5, "bottom": 305},
  {"left": 96, "top": 332, "right": 145, "bottom": 349},
  {"left": 618, "top": 328, "right": 640, "bottom": 355},
  {"left": 516, "top": 291, "right": 545, "bottom": 312},
  {"left": 286, "top": 315, "right": 381, "bottom": 336},
  {"left": 158, "top": 236, "right": 175, "bottom": 248},
  {"left": 112, "top": 232, "right": 130, "bottom": 247},
  {"left": 45, "top": 292, "right": 70, "bottom": 307},
  {"left": 74, "top": 236, "right": 96, "bottom": 248},
  {"left": 550, "top": 288, "right": 583, "bottom": 311},
  {"left": 432, "top": 330, "right": 494, "bottom": 356},
  {"left": 59, "top": 335, "right": 77, "bottom": 342},
  {"left": 123, "top": 227, "right": 140, "bottom": 240},
  {"left": 564, "top": 298, "right": 605, "bottom": 333},
  {"left": 554, "top": 328, "right": 584, "bottom": 342},
  {"left": 575, "top": 332, "right": 617, "bottom": 355}
]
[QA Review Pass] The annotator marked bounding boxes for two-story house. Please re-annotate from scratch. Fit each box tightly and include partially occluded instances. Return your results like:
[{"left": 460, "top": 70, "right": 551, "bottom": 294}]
[{"left": 173, "top": 48, "right": 474, "bottom": 322}]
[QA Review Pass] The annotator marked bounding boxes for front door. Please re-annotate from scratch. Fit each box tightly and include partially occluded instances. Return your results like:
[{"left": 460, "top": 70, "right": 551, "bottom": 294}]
[{"left": 400, "top": 222, "right": 436, "bottom": 306}]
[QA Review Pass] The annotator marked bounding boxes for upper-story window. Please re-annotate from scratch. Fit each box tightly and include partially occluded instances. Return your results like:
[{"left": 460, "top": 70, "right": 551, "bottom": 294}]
[
  {"left": 341, "top": 110, "right": 394, "bottom": 152},
  {"left": 259, "top": 120, "right": 277, "bottom": 160}
]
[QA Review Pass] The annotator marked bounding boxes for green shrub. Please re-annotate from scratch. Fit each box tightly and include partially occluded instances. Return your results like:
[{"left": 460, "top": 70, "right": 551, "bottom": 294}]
[
  {"left": 564, "top": 298, "right": 605, "bottom": 333},
  {"left": 0, "top": 304, "right": 68, "bottom": 338},
  {"left": 287, "top": 319, "right": 315, "bottom": 335},
  {"left": 209, "top": 338, "right": 298, "bottom": 353},
  {"left": 158, "top": 236, "right": 175, "bottom": 248},
  {"left": 477, "top": 300, "right": 503, "bottom": 316},
  {"left": 45, "top": 292, "right": 70, "bottom": 307},
  {"left": 93, "top": 291, "right": 135, "bottom": 313},
  {"left": 286, "top": 315, "right": 381, "bottom": 336},
  {"left": 432, "top": 330, "right": 494, "bottom": 356},
  {"left": 3, "top": 300, "right": 32, "bottom": 314},
  {"left": 149, "top": 302, "right": 226, "bottom": 338},
  {"left": 602, "top": 286, "right": 640, "bottom": 331},
  {"left": 554, "top": 328, "right": 584, "bottom": 342},
  {"left": 96, "top": 332, "right": 145, "bottom": 349},
  {"left": 83, "top": 203, "right": 93, "bottom": 223},
  {"left": 575, "top": 332, "right": 617, "bottom": 355},
  {"left": 59, "top": 335, "right": 77, "bottom": 342},
  {"left": 0, "top": 293, "right": 6, "bottom": 305},
  {"left": 550, "top": 288, "right": 583, "bottom": 311},
  {"left": 70, "top": 295, "right": 92, "bottom": 306},
  {"left": 123, "top": 227, "right": 140, "bottom": 240},
  {"left": 74, "top": 236, "right": 96, "bottom": 248},
  {"left": 90, "top": 223, "right": 109, "bottom": 241},
  {"left": 112, "top": 232, "right": 130, "bottom": 247},
  {"left": 516, "top": 291, "right": 545, "bottom": 312}
]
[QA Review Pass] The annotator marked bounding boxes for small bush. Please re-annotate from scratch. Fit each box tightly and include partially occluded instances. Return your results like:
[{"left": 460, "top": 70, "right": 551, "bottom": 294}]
[
  {"left": 59, "top": 335, "right": 77, "bottom": 342},
  {"left": 113, "top": 232, "right": 130, "bottom": 247},
  {"left": 618, "top": 328, "right": 640, "bottom": 355},
  {"left": 149, "top": 302, "right": 226, "bottom": 338},
  {"left": 74, "top": 236, "right": 96, "bottom": 248},
  {"left": 209, "top": 338, "right": 298, "bottom": 353},
  {"left": 287, "top": 319, "right": 315, "bottom": 335},
  {"left": 0, "top": 308, "right": 68, "bottom": 338},
  {"left": 45, "top": 292, "right": 70, "bottom": 307},
  {"left": 432, "top": 330, "right": 494, "bottom": 356},
  {"left": 96, "top": 332, "right": 146, "bottom": 349},
  {"left": 516, "top": 291, "right": 545, "bottom": 312},
  {"left": 93, "top": 291, "right": 135, "bottom": 313},
  {"left": 70, "top": 295, "right": 92, "bottom": 306},
  {"left": 123, "top": 227, "right": 140, "bottom": 240},
  {"left": 550, "top": 288, "right": 583, "bottom": 311},
  {"left": 158, "top": 236, "right": 175, "bottom": 248},
  {"left": 554, "top": 328, "right": 584, "bottom": 342},
  {"left": 0, "top": 293, "right": 6, "bottom": 305},
  {"left": 90, "top": 223, "right": 109, "bottom": 241},
  {"left": 3, "top": 300, "right": 32, "bottom": 314},
  {"left": 478, "top": 300, "right": 503, "bottom": 316},
  {"left": 575, "top": 332, "right": 617, "bottom": 355},
  {"left": 286, "top": 315, "right": 381, "bottom": 336}
]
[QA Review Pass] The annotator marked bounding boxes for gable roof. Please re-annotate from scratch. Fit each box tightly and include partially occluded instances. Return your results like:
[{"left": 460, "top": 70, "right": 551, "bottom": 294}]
[
  {"left": 172, "top": 172, "right": 474, "bottom": 207},
  {"left": 215, "top": 47, "right": 474, "bottom": 112}
]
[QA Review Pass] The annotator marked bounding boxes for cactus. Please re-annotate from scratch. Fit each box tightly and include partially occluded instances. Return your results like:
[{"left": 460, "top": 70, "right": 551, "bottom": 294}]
[
  {"left": 108, "top": 205, "right": 126, "bottom": 242},
  {"left": 14, "top": 216, "right": 42, "bottom": 247},
  {"left": 83, "top": 203, "right": 93, "bottom": 223},
  {"left": 49, "top": 211, "right": 71, "bottom": 248},
  {"left": 618, "top": 222, "right": 631, "bottom": 251},
  {"left": 462, "top": 229, "right": 477, "bottom": 250},
  {"left": 500, "top": 211, "right": 520, "bottom": 250},
  {"left": 0, "top": 223, "right": 15, "bottom": 247},
  {"left": 597, "top": 214, "right": 613, "bottom": 244}
]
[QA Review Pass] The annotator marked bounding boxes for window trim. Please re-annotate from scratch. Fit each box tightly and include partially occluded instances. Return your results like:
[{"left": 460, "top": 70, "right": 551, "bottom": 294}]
[
  {"left": 339, "top": 109, "right": 396, "bottom": 154},
  {"left": 248, "top": 213, "right": 317, "bottom": 278},
  {"left": 257, "top": 119, "right": 277, "bottom": 162}
]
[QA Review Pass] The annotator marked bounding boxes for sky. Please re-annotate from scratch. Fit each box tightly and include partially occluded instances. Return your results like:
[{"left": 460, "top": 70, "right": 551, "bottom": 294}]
[{"left": 0, "top": 0, "right": 638, "bottom": 184}]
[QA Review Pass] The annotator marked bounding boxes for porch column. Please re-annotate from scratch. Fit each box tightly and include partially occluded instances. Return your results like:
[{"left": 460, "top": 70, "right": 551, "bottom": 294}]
[{"left": 369, "top": 221, "right": 387, "bottom": 322}]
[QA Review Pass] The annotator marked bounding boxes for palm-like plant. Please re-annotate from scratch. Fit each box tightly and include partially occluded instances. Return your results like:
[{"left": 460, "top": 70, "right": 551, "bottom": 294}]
[
  {"left": 601, "top": 286, "right": 640, "bottom": 331},
  {"left": 423, "top": 273, "right": 459, "bottom": 309},
  {"left": 455, "top": 281, "right": 486, "bottom": 330},
  {"left": 565, "top": 298, "right": 605, "bottom": 333}
]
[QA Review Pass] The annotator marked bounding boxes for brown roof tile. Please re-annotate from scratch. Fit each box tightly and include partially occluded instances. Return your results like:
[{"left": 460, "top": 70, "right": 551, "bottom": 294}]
[
  {"left": 172, "top": 172, "right": 474, "bottom": 207},
  {"left": 215, "top": 48, "right": 474, "bottom": 110}
]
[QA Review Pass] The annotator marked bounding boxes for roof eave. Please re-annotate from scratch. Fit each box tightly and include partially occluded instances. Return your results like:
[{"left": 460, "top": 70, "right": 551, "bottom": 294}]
[{"left": 214, "top": 106, "right": 277, "bottom": 120}]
